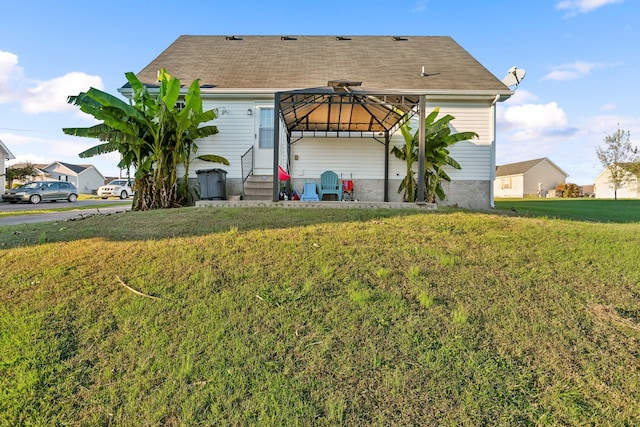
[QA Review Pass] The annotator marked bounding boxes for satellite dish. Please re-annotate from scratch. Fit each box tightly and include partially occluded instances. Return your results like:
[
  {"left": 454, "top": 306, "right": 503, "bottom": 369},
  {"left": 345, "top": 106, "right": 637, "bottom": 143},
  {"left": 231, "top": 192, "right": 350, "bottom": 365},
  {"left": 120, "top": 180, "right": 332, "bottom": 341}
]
[{"left": 502, "top": 66, "right": 526, "bottom": 87}]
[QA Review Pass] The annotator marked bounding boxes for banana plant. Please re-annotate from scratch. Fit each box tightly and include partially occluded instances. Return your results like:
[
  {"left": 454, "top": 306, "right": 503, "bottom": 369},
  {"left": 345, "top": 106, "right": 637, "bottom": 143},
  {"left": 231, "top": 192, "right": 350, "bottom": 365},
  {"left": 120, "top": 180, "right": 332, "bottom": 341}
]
[
  {"left": 63, "top": 69, "right": 227, "bottom": 210},
  {"left": 392, "top": 107, "right": 477, "bottom": 202}
]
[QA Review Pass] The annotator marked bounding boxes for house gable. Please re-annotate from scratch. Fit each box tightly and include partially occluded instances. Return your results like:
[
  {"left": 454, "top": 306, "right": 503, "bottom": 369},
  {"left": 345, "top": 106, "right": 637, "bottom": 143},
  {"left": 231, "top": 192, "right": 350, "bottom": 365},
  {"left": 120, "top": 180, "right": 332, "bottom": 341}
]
[
  {"left": 497, "top": 157, "right": 568, "bottom": 175},
  {"left": 0, "top": 138, "right": 16, "bottom": 191},
  {"left": 1, "top": 138, "right": 15, "bottom": 160},
  {"left": 593, "top": 163, "right": 640, "bottom": 199},
  {"left": 495, "top": 157, "right": 568, "bottom": 198},
  {"left": 6, "top": 163, "right": 49, "bottom": 184}
]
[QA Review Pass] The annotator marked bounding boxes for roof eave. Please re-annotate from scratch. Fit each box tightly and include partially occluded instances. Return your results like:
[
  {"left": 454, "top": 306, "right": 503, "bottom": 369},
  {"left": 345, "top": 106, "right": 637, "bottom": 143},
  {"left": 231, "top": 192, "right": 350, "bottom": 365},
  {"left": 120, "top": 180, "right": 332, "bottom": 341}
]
[
  {"left": 0, "top": 139, "right": 16, "bottom": 160},
  {"left": 422, "top": 89, "right": 514, "bottom": 102},
  {"left": 120, "top": 86, "right": 514, "bottom": 101}
]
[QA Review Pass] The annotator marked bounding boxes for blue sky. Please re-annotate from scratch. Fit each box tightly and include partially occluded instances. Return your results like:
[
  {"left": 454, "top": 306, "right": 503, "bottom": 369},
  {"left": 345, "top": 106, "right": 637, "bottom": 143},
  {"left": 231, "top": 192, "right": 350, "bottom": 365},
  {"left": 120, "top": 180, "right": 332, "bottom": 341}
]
[{"left": 1, "top": 0, "right": 637, "bottom": 184}]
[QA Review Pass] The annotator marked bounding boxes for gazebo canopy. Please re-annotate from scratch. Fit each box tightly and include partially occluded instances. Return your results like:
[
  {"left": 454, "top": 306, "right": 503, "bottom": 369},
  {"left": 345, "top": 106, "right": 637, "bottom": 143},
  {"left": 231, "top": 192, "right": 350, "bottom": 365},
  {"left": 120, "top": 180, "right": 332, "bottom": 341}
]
[
  {"left": 272, "top": 82, "right": 426, "bottom": 202},
  {"left": 277, "top": 81, "right": 420, "bottom": 137}
]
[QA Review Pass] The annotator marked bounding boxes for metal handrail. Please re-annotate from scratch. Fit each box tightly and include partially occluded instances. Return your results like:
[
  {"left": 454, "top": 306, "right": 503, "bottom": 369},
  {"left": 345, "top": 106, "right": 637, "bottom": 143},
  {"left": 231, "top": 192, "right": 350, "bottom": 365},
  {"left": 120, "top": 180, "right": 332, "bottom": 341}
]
[{"left": 240, "top": 146, "right": 254, "bottom": 195}]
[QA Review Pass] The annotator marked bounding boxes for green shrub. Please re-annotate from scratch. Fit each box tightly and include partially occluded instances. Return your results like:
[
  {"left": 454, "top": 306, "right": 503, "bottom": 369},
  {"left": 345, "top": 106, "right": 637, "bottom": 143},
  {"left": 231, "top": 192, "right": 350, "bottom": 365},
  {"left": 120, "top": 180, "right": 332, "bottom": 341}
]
[{"left": 555, "top": 183, "right": 580, "bottom": 198}]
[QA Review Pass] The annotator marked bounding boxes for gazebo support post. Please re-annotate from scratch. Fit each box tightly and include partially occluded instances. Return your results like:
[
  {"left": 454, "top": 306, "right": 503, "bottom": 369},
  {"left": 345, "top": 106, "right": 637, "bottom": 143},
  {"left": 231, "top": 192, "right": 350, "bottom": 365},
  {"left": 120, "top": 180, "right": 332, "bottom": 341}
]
[
  {"left": 384, "top": 131, "right": 390, "bottom": 202},
  {"left": 286, "top": 133, "right": 292, "bottom": 194},
  {"left": 416, "top": 95, "right": 426, "bottom": 204},
  {"left": 272, "top": 92, "right": 281, "bottom": 202}
]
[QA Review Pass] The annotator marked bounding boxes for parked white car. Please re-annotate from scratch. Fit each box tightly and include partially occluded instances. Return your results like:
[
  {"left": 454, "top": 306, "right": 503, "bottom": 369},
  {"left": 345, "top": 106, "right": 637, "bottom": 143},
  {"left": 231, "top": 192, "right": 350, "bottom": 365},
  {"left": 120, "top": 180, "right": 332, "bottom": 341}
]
[{"left": 97, "top": 179, "right": 134, "bottom": 199}]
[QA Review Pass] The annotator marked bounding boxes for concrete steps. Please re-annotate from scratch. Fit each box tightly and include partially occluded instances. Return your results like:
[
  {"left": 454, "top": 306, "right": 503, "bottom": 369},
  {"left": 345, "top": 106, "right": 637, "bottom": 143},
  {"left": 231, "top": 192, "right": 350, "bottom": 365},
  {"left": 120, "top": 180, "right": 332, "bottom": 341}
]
[{"left": 243, "top": 174, "right": 273, "bottom": 200}]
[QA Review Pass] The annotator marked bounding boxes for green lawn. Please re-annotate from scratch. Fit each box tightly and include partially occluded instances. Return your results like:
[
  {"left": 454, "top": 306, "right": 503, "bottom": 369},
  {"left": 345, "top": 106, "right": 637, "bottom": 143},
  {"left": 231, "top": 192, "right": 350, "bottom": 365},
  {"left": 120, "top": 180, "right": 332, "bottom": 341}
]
[
  {"left": 494, "top": 198, "right": 640, "bottom": 223},
  {"left": 1, "top": 206, "right": 639, "bottom": 425}
]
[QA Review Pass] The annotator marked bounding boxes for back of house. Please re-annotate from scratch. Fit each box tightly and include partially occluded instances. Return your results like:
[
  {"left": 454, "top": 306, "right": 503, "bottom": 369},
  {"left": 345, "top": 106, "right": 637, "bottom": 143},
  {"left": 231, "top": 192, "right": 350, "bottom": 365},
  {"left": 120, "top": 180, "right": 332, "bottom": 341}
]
[{"left": 121, "top": 35, "right": 513, "bottom": 209}]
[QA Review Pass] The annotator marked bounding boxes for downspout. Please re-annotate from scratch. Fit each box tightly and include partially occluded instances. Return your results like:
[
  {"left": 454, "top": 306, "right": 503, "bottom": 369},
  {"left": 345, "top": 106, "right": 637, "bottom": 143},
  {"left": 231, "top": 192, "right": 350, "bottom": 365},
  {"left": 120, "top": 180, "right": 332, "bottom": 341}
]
[
  {"left": 384, "top": 131, "right": 390, "bottom": 202},
  {"left": 272, "top": 92, "right": 281, "bottom": 202},
  {"left": 489, "top": 94, "right": 500, "bottom": 208}
]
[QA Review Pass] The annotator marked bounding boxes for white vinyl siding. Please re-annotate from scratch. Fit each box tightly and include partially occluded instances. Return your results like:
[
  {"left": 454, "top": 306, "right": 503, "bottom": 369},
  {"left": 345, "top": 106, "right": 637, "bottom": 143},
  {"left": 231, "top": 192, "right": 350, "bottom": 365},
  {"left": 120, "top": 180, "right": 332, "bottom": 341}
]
[
  {"left": 387, "top": 101, "right": 494, "bottom": 182},
  {"left": 524, "top": 161, "right": 566, "bottom": 196},
  {"left": 494, "top": 159, "right": 568, "bottom": 198},
  {"left": 183, "top": 100, "right": 259, "bottom": 178},
  {"left": 427, "top": 101, "right": 493, "bottom": 181},
  {"left": 0, "top": 157, "right": 6, "bottom": 191},
  {"left": 182, "top": 97, "right": 495, "bottom": 185},
  {"left": 594, "top": 168, "right": 640, "bottom": 199},
  {"left": 290, "top": 138, "right": 386, "bottom": 179},
  {"left": 493, "top": 174, "right": 524, "bottom": 198}
]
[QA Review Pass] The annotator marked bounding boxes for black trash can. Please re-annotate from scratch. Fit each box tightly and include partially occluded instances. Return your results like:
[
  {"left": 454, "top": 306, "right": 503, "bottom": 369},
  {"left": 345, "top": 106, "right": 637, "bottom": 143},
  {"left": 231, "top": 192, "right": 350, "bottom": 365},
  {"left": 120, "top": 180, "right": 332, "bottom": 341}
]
[{"left": 196, "top": 168, "right": 227, "bottom": 200}]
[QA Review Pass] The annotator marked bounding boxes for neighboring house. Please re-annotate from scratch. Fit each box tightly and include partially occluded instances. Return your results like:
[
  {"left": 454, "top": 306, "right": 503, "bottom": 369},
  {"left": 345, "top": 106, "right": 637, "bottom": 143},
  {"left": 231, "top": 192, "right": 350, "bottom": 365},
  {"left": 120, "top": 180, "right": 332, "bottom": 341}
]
[
  {"left": 120, "top": 35, "right": 514, "bottom": 209},
  {"left": 42, "top": 161, "right": 106, "bottom": 194},
  {"left": 6, "top": 163, "right": 50, "bottom": 186},
  {"left": 1, "top": 138, "right": 16, "bottom": 191},
  {"left": 494, "top": 157, "right": 568, "bottom": 198},
  {"left": 593, "top": 164, "right": 640, "bottom": 199},
  {"left": 580, "top": 184, "right": 595, "bottom": 198}
]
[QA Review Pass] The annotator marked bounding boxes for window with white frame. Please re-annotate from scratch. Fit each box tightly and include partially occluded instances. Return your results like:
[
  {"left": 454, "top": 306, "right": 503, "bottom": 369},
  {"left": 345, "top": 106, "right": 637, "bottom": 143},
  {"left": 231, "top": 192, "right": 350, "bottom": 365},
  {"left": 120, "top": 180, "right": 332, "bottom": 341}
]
[
  {"left": 501, "top": 178, "right": 511, "bottom": 189},
  {"left": 259, "top": 108, "right": 274, "bottom": 149}
]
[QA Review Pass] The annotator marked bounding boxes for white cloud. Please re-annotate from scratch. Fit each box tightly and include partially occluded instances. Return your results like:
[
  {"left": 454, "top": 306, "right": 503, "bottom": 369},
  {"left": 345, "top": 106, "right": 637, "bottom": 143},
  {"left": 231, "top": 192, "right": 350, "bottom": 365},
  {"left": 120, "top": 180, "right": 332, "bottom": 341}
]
[
  {"left": 411, "top": 0, "right": 427, "bottom": 13},
  {"left": 3, "top": 131, "right": 123, "bottom": 176},
  {"left": 496, "top": 110, "right": 640, "bottom": 184},
  {"left": 502, "top": 102, "right": 568, "bottom": 129},
  {"left": 556, "top": 0, "right": 624, "bottom": 14},
  {"left": 600, "top": 103, "right": 617, "bottom": 111},
  {"left": 543, "top": 61, "right": 597, "bottom": 81},
  {"left": 0, "top": 51, "right": 19, "bottom": 85},
  {"left": 1, "top": 132, "right": 93, "bottom": 155},
  {"left": 0, "top": 51, "right": 23, "bottom": 103},
  {"left": 505, "top": 89, "right": 538, "bottom": 105},
  {"left": 22, "top": 72, "right": 103, "bottom": 114},
  {"left": 544, "top": 70, "right": 579, "bottom": 81},
  {"left": 0, "top": 50, "right": 104, "bottom": 114}
]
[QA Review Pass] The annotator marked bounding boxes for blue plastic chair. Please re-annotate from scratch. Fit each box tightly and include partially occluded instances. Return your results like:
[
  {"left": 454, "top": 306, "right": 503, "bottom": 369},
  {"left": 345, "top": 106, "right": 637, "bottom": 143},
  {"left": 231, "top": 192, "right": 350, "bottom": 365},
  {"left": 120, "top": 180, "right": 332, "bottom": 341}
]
[
  {"left": 300, "top": 181, "right": 319, "bottom": 201},
  {"left": 318, "top": 171, "right": 342, "bottom": 201}
]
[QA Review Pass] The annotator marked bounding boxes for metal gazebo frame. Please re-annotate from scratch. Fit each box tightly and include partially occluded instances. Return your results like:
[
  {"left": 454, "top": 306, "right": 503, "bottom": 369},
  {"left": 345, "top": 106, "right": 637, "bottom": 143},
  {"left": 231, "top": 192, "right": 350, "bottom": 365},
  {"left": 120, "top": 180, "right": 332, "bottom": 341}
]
[{"left": 272, "top": 81, "right": 428, "bottom": 203}]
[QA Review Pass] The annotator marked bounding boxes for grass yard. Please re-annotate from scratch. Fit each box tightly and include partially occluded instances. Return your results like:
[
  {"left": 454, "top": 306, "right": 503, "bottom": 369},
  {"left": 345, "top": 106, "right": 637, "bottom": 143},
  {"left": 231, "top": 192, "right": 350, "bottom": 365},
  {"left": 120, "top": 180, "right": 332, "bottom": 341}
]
[
  {"left": 494, "top": 198, "right": 640, "bottom": 223},
  {"left": 1, "top": 205, "right": 640, "bottom": 425}
]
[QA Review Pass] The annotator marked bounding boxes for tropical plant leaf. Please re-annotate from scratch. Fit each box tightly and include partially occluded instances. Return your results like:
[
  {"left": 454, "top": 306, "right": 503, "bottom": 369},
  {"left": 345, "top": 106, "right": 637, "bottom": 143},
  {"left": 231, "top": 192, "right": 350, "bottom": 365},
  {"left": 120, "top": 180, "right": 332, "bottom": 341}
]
[
  {"left": 85, "top": 87, "right": 144, "bottom": 120},
  {"left": 197, "top": 154, "right": 230, "bottom": 165},
  {"left": 78, "top": 142, "right": 119, "bottom": 158},
  {"left": 397, "top": 106, "right": 475, "bottom": 202},
  {"left": 65, "top": 70, "right": 224, "bottom": 210}
]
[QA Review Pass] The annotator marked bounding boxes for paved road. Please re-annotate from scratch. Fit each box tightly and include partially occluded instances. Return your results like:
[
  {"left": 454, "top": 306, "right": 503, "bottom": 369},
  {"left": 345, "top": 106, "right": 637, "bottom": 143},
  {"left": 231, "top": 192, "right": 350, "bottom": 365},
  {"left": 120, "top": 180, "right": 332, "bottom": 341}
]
[
  {"left": 0, "top": 199, "right": 130, "bottom": 212},
  {"left": 0, "top": 200, "right": 132, "bottom": 226}
]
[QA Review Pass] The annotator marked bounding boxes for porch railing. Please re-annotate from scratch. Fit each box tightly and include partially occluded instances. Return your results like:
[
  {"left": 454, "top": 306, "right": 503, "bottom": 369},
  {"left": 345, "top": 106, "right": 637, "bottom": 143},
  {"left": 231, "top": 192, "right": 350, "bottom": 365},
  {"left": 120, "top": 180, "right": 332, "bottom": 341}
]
[{"left": 240, "top": 146, "right": 254, "bottom": 194}]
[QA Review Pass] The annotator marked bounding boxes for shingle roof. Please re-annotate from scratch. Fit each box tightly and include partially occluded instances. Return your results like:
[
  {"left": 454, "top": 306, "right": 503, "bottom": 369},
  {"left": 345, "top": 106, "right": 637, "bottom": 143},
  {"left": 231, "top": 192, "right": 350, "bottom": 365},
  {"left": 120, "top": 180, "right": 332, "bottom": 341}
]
[
  {"left": 496, "top": 158, "right": 570, "bottom": 178},
  {"left": 8, "top": 163, "right": 48, "bottom": 170},
  {"left": 495, "top": 158, "right": 549, "bottom": 177},
  {"left": 56, "top": 161, "right": 89, "bottom": 174},
  {"left": 0, "top": 138, "right": 15, "bottom": 159},
  {"left": 132, "top": 35, "right": 510, "bottom": 93}
]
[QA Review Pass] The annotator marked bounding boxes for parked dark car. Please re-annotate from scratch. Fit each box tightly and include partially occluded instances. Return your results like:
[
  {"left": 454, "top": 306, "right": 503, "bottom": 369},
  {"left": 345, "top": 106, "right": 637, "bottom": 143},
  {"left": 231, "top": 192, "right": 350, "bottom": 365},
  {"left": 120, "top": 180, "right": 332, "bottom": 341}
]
[{"left": 2, "top": 181, "right": 78, "bottom": 204}]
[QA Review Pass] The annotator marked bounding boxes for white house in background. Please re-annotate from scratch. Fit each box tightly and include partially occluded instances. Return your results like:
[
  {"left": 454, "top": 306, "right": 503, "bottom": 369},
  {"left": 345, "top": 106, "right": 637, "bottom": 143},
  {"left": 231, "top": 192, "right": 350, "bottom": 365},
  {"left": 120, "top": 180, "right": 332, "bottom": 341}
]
[
  {"left": 1, "top": 139, "right": 16, "bottom": 191},
  {"left": 120, "top": 35, "right": 514, "bottom": 209},
  {"left": 494, "top": 157, "right": 568, "bottom": 198},
  {"left": 7, "top": 163, "right": 50, "bottom": 185},
  {"left": 593, "top": 164, "right": 640, "bottom": 199},
  {"left": 42, "top": 161, "right": 106, "bottom": 194}
]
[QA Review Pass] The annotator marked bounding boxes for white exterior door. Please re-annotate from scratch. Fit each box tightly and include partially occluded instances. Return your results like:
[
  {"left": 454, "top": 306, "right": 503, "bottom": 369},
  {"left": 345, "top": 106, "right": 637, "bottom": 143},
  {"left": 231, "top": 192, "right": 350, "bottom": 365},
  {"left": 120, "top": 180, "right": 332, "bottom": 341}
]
[{"left": 253, "top": 106, "right": 274, "bottom": 174}]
